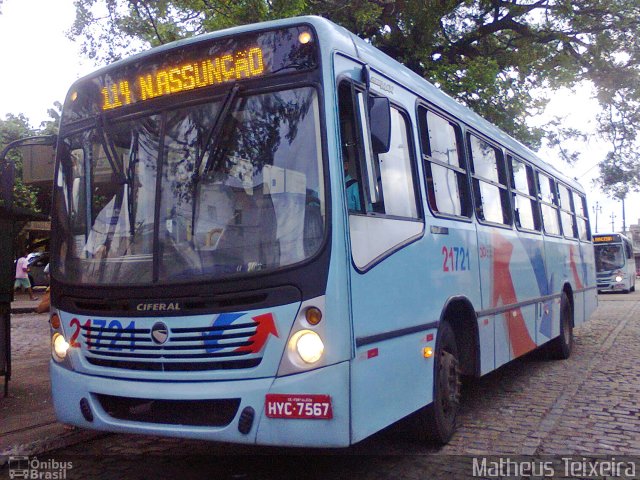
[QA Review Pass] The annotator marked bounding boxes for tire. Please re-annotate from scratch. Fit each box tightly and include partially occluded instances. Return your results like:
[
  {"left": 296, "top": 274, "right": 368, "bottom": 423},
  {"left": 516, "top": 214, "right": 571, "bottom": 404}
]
[
  {"left": 413, "top": 321, "right": 461, "bottom": 444},
  {"left": 547, "top": 292, "right": 573, "bottom": 360},
  {"left": 28, "top": 274, "right": 35, "bottom": 287}
]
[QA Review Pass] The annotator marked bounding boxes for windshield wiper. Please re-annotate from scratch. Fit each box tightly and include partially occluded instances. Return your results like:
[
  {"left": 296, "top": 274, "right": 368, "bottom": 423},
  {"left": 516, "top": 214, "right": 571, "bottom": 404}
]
[
  {"left": 191, "top": 83, "right": 241, "bottom": 231},
  {"left": 126, "top": 131, "right": 139, "bottom": 237}
]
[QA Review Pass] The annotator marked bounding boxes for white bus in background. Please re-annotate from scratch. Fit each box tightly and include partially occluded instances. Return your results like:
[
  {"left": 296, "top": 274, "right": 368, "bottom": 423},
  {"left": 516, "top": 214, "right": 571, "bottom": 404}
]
[{"left": 593, "top": 233, "right": 636, "bottom": 293}]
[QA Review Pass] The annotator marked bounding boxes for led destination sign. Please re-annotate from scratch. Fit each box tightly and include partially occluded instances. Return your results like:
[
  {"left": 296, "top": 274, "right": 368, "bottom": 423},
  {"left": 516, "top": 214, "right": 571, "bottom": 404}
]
[
  {"left": 593, "top": 234, "right": 621, "bottom": 243},
  {"left": 63, "top": 26, "right": 317, "bottom": 123},
  {"left": 101, "top": 47, "right": 265, "bottom": 110}
]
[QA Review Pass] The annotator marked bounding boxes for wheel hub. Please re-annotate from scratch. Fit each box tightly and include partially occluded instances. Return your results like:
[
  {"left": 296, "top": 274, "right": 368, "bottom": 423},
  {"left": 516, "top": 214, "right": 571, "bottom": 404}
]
[{"left": 439, "top": 350, "right": 461, "bottom": 412}]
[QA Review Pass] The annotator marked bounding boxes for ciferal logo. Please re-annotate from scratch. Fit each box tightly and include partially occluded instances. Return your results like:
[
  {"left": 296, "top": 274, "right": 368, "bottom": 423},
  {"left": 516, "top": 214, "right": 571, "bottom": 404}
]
[
  {"left": 136, "top": 302, "right": 181, "bottom": 311},
  {"left": 151, "top": 322, "right": 169, "bottom": 345}
]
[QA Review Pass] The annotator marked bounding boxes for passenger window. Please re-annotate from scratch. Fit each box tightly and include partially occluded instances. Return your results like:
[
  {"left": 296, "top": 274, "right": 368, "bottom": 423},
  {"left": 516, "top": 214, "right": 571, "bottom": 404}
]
[
  {"left": 509, "top": 155, "right": 540, "bottom": 231},
  {"left": 469, "top": 135, "right": 500, "bottom": 183},
  {"left": 469, "top": 135, "right": 510, "bottom": 225},
  {"left": 511, "top": 159, "right": 530, "bottom": 193},
  {"left": 574, "top": 193, "right": 590, "bottom": 241},
  {"left": 558, "top": 184, "right": 577, "bottom": 238},
  {"left": 419, "top": 109, "right": 470, "bottom": 217},
  {"left": 537, "top": 172, "right": 560, "bottom": 235},
  {"left": 378, "top": 109, "right": 419, "bottom": 218}
]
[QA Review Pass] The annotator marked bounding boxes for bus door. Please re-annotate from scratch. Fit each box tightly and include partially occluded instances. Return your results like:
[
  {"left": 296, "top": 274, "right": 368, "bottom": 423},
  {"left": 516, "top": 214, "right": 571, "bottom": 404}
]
[
  {"left": 537, "top": 172, "right": 565, "bottom": 343},
  {"left": 334, "top": 53, "right": 427, "bottom": 442},
  {"left": 473, "top": 146, "right": 538, "bottom": 368}
]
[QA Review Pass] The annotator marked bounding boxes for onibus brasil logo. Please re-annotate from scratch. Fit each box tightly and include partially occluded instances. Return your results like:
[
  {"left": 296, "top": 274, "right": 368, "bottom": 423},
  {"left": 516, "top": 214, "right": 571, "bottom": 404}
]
[{"left": 8, "top": 456, "right": 73, "bottom": 479}]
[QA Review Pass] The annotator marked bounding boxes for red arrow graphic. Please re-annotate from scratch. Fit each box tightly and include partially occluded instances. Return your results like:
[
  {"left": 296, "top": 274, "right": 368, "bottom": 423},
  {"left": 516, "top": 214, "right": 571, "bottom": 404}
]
[
  {"left": 492, "top": 233, "right": 536, "bottom": 357},
  {"left": 236, "top": 313, "right": 278, "bottom": 353}
]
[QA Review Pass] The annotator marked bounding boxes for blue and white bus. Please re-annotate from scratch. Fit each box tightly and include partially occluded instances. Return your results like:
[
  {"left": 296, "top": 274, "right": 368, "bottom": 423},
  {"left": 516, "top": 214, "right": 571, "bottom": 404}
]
[
  {"left": 593, "top": 233, "right": 636, "bottom": 293},
  {"left": 47, "top": 16, "right": 597, "bottom": 447}
]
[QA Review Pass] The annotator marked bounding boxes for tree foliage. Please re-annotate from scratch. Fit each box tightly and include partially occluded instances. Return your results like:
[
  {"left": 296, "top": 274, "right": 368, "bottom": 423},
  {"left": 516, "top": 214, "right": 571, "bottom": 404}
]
[
  {"left": 0, "top": 113, "right": 38, "bottom": 211},
  {"left": 68, "top": 0, "right": 640, "bottom": 191},
  {"left": 596, "top": 83, "right": 640, "bottom": 197}
]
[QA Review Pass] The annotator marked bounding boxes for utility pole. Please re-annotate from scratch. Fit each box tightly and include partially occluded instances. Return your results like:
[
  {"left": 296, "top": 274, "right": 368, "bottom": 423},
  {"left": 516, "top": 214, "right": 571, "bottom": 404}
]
[
  {"left": 593, "top": 202, "right": 602, "bottom": 233},
  {"left": 610, "top": 211, "right": 616, "bottom": 232},
  {"left": 621, "top": 196, "right": 626, "bottom": 234}
]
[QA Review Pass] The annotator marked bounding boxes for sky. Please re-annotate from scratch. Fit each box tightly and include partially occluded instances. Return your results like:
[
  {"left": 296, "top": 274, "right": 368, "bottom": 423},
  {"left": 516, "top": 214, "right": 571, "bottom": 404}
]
[{"left": 0, "top": 0, "right": 638, "bottom": 233}]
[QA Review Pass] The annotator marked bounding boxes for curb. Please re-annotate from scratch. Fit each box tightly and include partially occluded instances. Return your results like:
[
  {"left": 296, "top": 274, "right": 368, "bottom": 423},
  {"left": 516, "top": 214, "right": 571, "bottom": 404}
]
[{"left": 10, "top": 308, "right": 36, "bottom": 314}]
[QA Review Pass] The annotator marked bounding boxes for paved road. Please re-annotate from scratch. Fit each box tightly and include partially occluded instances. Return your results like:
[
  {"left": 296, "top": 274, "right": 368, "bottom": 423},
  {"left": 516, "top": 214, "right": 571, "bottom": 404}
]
[{"left": 3, "top": 289, "right": 640, "bottom": 479}]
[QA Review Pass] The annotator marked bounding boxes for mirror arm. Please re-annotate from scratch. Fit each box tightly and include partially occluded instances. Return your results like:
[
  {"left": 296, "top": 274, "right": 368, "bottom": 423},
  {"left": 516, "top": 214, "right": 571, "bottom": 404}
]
[{"left": 0, "top": 135, "right": 57, "bottom": 165}]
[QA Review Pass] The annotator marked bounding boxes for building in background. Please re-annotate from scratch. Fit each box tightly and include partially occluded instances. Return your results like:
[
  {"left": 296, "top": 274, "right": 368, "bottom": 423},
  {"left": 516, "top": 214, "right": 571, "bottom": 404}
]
[{"left": 629, "top": 219, "right": 640, "bottom": 276}]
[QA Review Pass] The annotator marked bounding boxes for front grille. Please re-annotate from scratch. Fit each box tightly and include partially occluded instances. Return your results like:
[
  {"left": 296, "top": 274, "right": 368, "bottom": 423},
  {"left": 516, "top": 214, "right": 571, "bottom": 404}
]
[
  {"left": 86, "top": 357, "right": 261, "bottom": 371},
  {"left": 96, "top": 394, "right": 240, "bottom": 426},
  {"left": 81, "top": 319, "right": 263, "bottom": 371}
]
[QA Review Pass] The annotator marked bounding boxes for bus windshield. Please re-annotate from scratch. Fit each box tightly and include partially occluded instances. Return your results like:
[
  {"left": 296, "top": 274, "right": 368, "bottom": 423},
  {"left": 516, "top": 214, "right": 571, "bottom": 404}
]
[
  {"left": 54, "top": 86, "right": 325, "bottom": 285},
  {"left": 594, "top": 244, "right": 624, "bottom": 272}
]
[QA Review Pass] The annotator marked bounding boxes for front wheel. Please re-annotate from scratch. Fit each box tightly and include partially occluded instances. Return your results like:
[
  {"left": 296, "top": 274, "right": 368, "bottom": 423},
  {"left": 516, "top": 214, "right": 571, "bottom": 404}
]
[{"left": 414, "top": 321, "right": 461, "bottom": 444}]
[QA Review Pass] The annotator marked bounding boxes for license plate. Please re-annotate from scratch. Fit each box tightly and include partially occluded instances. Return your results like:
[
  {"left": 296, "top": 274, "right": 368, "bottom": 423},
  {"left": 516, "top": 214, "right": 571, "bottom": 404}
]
[{"left": 265, "top": 394, "right": 333, "bottom": 419}]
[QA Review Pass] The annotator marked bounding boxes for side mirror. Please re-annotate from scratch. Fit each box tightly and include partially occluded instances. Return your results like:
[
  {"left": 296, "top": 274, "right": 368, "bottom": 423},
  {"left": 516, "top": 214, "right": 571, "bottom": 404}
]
[
  {"left": 0, "top": 135, "right": 57, "bottom": 211},
  {"left": 368, "top": 96, "right": 391, "bottom": 154}
]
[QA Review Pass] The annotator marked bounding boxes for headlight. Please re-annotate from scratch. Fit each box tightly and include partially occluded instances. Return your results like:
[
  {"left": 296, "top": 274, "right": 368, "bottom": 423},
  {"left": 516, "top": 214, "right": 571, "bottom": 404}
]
[
  {"left": 290, "top": 330, "right": 324, "bottom": 364},
  {"left": 52, "top": 332, "right": 70, "bottom": 362},
  {"left": 615, "top": 275, "right": 623, "bottom": 283}
]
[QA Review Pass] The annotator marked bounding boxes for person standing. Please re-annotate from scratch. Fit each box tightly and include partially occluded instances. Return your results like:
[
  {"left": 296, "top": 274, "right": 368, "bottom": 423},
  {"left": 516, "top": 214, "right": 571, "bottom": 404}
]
[{"left": 14, "top": 251, "right": 37, "bottom": 301}]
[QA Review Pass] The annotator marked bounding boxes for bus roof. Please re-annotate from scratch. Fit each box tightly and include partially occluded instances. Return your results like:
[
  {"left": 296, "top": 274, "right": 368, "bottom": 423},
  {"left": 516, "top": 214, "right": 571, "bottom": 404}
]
[{"left": 73, "top": 15, "right": 583, "bottom": 193}]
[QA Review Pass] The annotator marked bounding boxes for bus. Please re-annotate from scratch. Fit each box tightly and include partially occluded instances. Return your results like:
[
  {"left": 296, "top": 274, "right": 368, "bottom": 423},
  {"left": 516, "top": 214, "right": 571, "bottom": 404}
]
[
  {"left": 593, "top": 233, "right": 636, "bottom": 293},
  {"left": 44, "top": 16, "right": 597, "bottom": 447}
]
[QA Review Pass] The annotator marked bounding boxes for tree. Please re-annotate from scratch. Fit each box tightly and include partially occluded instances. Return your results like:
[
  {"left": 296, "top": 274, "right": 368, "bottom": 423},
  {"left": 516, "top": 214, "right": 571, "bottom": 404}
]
[
  {"left": 596, "top": 83, "right": 640, "bottom": 197},
  {"left": 68, "top": 1, "right": 639, "bottom": 172},
  {"left": 40, "top": 101, "right": 63, "bottom": 136},
  {"left": 0, "top": 113, "right": 39, "bottom": 212}
]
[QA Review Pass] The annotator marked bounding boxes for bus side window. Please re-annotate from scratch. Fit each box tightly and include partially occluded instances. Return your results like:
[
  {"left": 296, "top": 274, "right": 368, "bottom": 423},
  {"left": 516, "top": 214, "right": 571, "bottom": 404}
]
[
  {"left": 376, "top": 108, "right": 420, "bottom": 219},
  {"left": 468, "top": 134, "right": 511, "bottom": 225},
  {"left": 419, "top": 108, "right": 470, "bottom": 217},
  {"left": 575, "top": 193, "right": 590, "bottom": 241},
  {"left": 508, "top": 155, "right": 540, "bottom": 231},
  {"left": 558, "top": 184, "right": 578, "bottom": 239},
  {"left": 537, "top": 171, "right": 561, "bottom": 235}
]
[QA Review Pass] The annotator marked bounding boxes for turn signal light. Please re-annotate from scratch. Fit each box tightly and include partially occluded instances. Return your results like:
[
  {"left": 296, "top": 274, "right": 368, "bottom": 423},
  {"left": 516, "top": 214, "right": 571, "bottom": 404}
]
[
  {"left": 423, "top": 347, "right": 434, "bottom": 359},
  {"left": 50, "top": 314, "right": 61, "bottom": 329},
  {"left": 305, "top": 307, "right": 323, "bottom": 326}
]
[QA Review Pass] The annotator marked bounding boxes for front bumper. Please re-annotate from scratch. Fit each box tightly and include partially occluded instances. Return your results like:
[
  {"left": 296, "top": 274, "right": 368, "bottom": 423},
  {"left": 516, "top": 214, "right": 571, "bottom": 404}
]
[
  {"left": 596, "top": 282, "right": 627, "bottom": 292},
  {"left": 51, "top": 360, "right": 351, "bottom": 447}
]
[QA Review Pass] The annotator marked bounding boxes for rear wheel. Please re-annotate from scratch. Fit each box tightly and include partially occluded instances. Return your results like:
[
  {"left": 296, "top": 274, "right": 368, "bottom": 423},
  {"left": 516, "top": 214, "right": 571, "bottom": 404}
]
[
  {"left": 414, "top": 321, "right": 461, "bottom": 444},
  {"left": 547, "top": 292, "right": 573, "bottom": 359}
]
